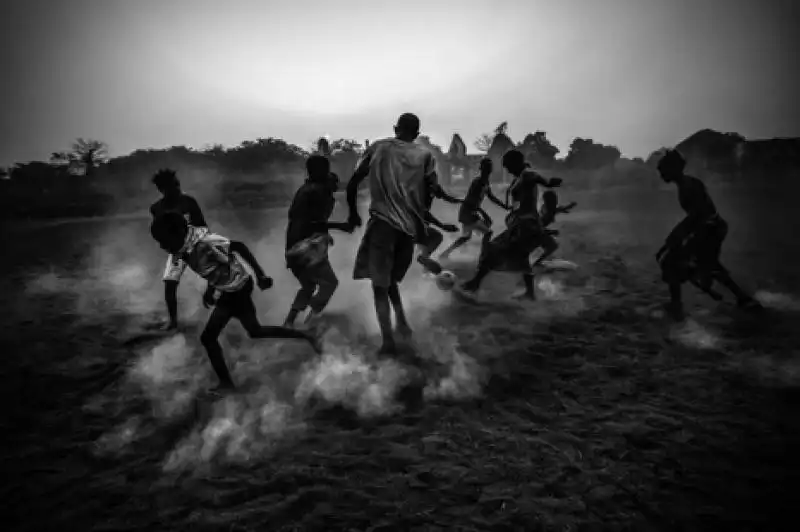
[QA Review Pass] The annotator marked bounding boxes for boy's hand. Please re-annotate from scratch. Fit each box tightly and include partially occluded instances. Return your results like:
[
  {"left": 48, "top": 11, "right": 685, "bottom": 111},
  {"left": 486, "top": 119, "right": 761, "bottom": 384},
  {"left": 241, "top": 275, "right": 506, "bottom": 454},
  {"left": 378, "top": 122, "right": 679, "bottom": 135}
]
[
  {"left": 443, "top": 224, "right": 459, "bottom": 233},
  {"left": 549, "top": 177, "right": 563, "bottom": 188},
  {"left": 257, "top": 275, "right": 274, "bottom": 290}
]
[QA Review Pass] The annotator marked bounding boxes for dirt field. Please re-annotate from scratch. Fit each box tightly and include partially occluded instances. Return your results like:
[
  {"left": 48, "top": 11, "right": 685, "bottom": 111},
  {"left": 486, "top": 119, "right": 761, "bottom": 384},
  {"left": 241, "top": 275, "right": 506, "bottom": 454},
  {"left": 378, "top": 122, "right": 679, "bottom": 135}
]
[{"left": 3, "top": 185, "right": 800, "bottom": 531}]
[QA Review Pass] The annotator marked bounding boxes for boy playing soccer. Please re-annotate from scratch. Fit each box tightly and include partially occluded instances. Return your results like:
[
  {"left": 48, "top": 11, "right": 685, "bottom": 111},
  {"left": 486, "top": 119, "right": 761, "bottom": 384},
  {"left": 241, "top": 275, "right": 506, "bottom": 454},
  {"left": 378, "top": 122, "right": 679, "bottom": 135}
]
[
  {"left": 150, "top": 169, "right": 208, "bottom": 331},
  {"left": 150, "top": 212, "right": 319, "bottom": 391},
  {"left": 654, "top": 149, "right": 761, "bottom": 320},
  {"left": 347, "top": 113, "right": 455, "bottom": 355},
  {"left": 439, "top": 158, "right": 507, "bottom": 260},
  {"left": 283, "top": 155, "right": 354, "bottom": 328},
  {"left": 461, "top": 150, "right": 562, "bottom": 300}
]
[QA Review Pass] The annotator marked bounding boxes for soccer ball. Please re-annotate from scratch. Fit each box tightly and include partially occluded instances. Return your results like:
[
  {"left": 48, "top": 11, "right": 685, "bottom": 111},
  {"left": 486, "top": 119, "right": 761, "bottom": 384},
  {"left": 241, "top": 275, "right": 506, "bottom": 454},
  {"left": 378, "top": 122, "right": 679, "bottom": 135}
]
[{"left": 435, "top": 270, "right": 457, "bottom": 291}]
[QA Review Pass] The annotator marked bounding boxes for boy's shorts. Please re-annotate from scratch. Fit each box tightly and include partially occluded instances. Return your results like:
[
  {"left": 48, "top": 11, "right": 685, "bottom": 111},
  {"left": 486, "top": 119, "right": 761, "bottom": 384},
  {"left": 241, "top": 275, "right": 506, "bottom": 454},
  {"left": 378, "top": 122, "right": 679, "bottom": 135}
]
[
  {"left": 353, "top": 216, "right": 415, "bottom": 288},
  {"left": 483, "top": 218, "right": 546, "bottom": 272}
]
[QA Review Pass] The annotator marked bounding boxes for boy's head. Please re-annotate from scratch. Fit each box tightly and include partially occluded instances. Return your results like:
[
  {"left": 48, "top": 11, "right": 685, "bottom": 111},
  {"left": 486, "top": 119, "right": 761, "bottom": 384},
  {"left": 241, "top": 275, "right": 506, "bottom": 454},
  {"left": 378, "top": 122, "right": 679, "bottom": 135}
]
[
  {"left": 150, "top": 212, "right": 189, "bottom": 253},
  {"left": 657, "top": 150, "right": 686, "bottom": 182},
  {"left": 306, "top": 155, "right": 339, "bottom": 191},
  {"left": 152, "top": 169, "right": 181, "bottom": 199},
  {"left": 394, "top": 112, "right": 420, "bottom": 142},
  {"left": 306, "top": 155, "right": 331, "bottom": 181},
  {"left": 542, "top": 190, "right": 558, "bottom": 207},
  {"left": 501, "top": 150, "right": 526, "bottom": 175}
]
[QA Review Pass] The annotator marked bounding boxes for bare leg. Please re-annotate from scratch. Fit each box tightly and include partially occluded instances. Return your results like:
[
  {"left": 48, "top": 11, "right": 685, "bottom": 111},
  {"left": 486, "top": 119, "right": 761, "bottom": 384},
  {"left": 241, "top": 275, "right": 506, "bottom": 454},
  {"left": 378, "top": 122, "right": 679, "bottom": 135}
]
[
  {"left": 514, "top": 273, "right": 536, "bottom": 300},
  {"left": 284, "top": 267, "right": 317, "bottom": 327},
  {"left": 713, "top": 268, "right": 762, "bottom": 309},
  {"left": 388, "top": 283, "right": 412, "bottom": 340},
  {"left": 665, "top": 282, "right": 685, "bottom": 320},
  {"left": 532, "top": 237, "right": 559, "bottom": 267},
  {"left": 373, "top": 285, "right": 396, "bottom": 354},
  {"left": 238, "top": 297, "right": 320, "bottom": 351},
  {"left": 199, "top": 306, "right": 236, "bottom": 389},
  {"left": 164, "top": 280, "right": 179, "bottom": 328}
]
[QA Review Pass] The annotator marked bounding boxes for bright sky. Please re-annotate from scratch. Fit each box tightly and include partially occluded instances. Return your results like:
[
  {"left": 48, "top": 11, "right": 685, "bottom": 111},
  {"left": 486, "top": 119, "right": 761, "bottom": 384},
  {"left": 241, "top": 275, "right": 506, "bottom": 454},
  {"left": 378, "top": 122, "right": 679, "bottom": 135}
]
[{"left": 1, "top": 0, "right": 797, "bottom": 165}]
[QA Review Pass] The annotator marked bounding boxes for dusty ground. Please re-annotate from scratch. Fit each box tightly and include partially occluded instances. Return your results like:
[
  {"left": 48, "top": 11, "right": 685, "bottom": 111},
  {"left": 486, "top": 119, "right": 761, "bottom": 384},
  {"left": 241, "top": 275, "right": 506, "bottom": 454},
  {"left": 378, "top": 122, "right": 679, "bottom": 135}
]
[{"left": 3, "top": 186, "right": 800, "bottom": 531}]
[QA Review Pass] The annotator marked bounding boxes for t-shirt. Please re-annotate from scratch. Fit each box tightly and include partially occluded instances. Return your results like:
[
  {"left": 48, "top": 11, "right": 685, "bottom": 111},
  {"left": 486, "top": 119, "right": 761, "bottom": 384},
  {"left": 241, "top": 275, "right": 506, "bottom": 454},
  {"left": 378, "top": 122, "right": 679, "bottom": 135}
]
[
  {"left": 165, "top": 226, "right": 250, "bottom": 292},
  {"left": 285, "top": 180, "right": 336, "bottom": 252},
  {"left": 150, "top": 194, "right": 207, "bottom": 228},
  {"left": 357, "top": 137, "right": 438, "bottom": 240}
]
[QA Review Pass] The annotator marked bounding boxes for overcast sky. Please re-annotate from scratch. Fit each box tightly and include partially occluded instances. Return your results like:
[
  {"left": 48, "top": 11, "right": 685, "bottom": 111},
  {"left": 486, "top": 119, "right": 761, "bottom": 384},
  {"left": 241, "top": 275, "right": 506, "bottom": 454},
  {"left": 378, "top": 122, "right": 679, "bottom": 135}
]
[{"left": 1, "top": 0, "right": 797, "bottom": 165}]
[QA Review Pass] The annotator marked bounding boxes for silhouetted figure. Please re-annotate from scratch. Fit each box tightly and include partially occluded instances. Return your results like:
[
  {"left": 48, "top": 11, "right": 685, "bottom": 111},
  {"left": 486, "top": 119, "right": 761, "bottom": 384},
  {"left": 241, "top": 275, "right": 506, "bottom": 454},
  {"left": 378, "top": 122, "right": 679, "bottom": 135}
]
[
  {"left": 414, "top": 185, "right": 461, "bottom": 275},
  {"left": 655, "top": 149, "right": 762, "bottom": 320},
  {"left": 461, "top": 150, "right": 562, "bottom": 299},
  {"left": 440, "top": 158, "right": 507, "bottom": 260},
  {"left": 283, "top": 155, "right": 353, "bottom": 328},
  {"left": 150, "top": 213, "right": 319, "bottom": 391},
  {"left": 346, "top": 113, "right": 455, "bottom": 355},
  {"left": 532, "top": 189, "right": 578, "bottom": 260},
  {"left": 149, "top": 169, "right": 207, "bottom": 330}
]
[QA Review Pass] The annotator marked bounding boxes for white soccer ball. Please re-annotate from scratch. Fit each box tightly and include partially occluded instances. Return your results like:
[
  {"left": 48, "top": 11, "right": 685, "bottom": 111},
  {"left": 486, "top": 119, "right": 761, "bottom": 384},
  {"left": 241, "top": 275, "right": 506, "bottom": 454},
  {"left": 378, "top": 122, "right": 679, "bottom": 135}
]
[{"left": 435, "top": 270, "right": 457, "bottom": 291}]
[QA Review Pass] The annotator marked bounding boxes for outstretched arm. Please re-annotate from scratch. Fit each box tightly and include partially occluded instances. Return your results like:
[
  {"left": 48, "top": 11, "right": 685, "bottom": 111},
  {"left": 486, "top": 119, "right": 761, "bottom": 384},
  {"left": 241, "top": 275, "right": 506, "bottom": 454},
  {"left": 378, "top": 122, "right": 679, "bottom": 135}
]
[
  {"left": 425, "top": 212, "right": 459, "bottom": 233},
  {"left": 230, "top": 240, "right": 270, "bottom": 283},
  {"left": 486, "top": 187, "right": 509, "bottom": 210},
  {"left": 320, "top": 221, "right": 353, "bottom": 232},
  {"left": 431, "top": 183, "right": 462, "bottom": 204},
  {"left": 557, "top": 201, "right": 577, "bottom": 214},
  {"left": 528, "top": 170, "right": 562, "bottom": 188},
  {"left": 346, "top": 151, "right": 373, "bottom": 226}
]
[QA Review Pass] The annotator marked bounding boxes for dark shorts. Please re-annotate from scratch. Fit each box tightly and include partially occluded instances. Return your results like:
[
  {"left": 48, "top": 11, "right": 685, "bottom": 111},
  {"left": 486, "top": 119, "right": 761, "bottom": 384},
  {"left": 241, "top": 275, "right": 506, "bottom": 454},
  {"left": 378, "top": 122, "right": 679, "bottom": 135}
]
[
  {"left": 483, "top": 218, "right": 546, "bottom": 272},
  {"left": 353, "top": 216, "right": 415, "bottom": 288},
  {"left": 215, "top": 277, "right": 256, "bottom": 316}
]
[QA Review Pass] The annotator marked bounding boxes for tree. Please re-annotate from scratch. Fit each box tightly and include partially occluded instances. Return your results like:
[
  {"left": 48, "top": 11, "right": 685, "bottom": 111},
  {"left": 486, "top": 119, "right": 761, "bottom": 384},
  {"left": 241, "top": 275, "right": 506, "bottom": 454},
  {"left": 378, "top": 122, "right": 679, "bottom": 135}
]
[
  {"left": 329, "top": 138, "right": 362, "bottom": 153},
  {"left": 518, "top": 130, "right": 559, "bottom": 167},
  {"left": 565, "top": 138, "right": 621, "bottom": 169},
  {"left": 51, "top": 138, "right": 109, "bottom": 176},
  {"left": 474, "top": 133, "right": 493, "bottom": 153}
]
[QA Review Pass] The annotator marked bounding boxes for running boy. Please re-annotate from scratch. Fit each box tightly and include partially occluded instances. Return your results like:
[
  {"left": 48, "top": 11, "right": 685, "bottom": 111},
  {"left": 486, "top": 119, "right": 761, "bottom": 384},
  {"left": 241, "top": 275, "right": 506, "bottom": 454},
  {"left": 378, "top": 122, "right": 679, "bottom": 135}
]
[
  {"left": 347, "top": 113, "right": 454, "bottom": 355},
  {"left": 439, "top": 158, "right": 507, "bottom": 260},
  {"left": 655, "top": 149, "right": 761, "bottom": 320},
  {"left": 149, "top": 169, "right": 208, "bottom": 331},
  {"left": 461, "top": 150, "right": 562, "bottom": 299},
  {"left": 150, "top": 212, "right": 319, "bottom": 391},
  {"left": 283, "top": 155, "right": 354, "bottom": 328}
]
